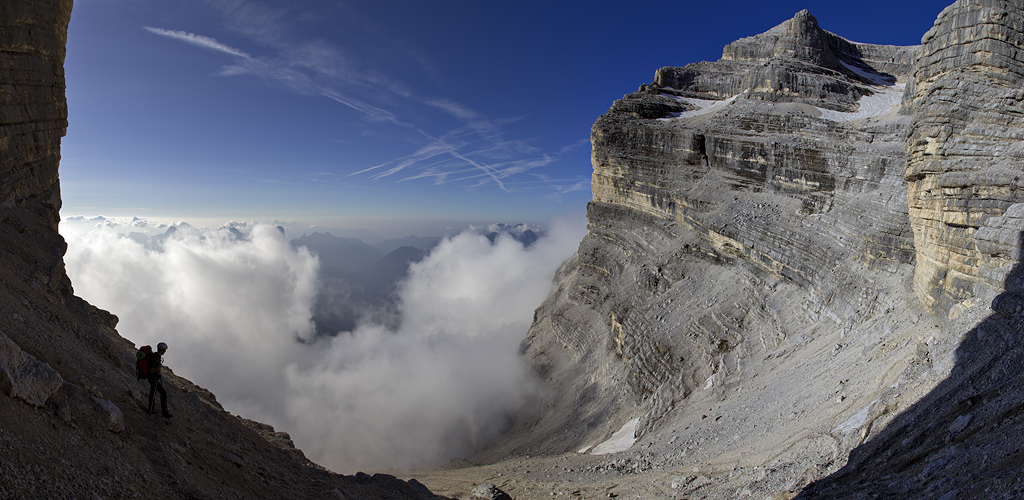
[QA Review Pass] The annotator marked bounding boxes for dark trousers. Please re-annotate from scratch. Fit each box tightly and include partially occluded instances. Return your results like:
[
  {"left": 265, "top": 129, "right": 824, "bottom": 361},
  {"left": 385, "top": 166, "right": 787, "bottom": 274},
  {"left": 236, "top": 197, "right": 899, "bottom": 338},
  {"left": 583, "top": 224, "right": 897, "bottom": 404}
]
[{"left": 148, "top": 375, "right": 167, "bottom": 414}]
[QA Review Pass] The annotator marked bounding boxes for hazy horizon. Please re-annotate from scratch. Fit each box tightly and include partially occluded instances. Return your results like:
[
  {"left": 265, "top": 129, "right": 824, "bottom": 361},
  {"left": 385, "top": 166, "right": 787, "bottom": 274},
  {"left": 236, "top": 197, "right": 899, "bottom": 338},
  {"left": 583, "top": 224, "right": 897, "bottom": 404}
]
[{"left": 59, "top": 211, "right": 571, "bottom": 240}]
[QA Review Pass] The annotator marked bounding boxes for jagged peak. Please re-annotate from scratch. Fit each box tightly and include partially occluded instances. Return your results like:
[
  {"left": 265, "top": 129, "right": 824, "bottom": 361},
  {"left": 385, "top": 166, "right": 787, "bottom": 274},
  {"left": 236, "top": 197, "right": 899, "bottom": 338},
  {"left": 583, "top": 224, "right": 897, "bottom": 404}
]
[
  {"left": 776, "top": 9, "right": 839, "bottom": 68},
  {"left": 721, "top": 9, "right": 836, "bottom": 67},
  {"left": 788, "top": 8, "right": 820, "bottom": 31},
  {"left": 653, "top": 8, "right": 916, "bottom": 112}
]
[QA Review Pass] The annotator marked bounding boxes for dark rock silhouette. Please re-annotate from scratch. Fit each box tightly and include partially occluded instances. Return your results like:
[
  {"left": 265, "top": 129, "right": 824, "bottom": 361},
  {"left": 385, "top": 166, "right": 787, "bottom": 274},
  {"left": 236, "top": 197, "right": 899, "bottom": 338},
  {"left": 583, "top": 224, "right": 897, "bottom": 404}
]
[{"left": 292, "top": 231, "right": 382, "bottom": 273}]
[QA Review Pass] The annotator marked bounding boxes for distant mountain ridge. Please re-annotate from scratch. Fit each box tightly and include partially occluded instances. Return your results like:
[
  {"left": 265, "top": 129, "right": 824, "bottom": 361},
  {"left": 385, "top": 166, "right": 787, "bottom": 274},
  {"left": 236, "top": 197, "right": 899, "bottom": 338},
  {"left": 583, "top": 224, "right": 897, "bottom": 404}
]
[
  {"left": 375, "top": 235, "right": 442, "bottom": 256},
  {"left": 291, "top": 232, "right": 383, "bottom": 274},
  {"left": 290, "top": 226, "right": 541, "bottom": 335}
]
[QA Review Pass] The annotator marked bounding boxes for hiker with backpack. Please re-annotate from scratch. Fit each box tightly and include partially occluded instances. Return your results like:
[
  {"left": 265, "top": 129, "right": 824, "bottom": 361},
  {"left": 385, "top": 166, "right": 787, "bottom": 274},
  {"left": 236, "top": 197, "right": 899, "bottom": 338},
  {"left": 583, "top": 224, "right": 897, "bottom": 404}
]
[{"left": 136, "top": 342, "right": 171, "bottom": 418}]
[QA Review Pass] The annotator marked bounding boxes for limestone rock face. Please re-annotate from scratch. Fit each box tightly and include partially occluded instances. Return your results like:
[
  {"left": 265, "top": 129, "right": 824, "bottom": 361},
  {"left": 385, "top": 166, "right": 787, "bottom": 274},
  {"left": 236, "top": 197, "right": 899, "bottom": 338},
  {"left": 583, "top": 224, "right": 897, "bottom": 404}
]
[
  {"left": 494, "top": 9, "right": 923, "bottom": 461},
  {"left": 490, "top": 3, "right": 1024, "bottom": 498},
  {"left": 654, "top": 10, "right": 916, "bottom": 111},
  {"left": 0, "top": 0, "right": 72, "bottom": 230},
  {"left": 0, "top": 0, "right": 75, "bottom": 298},
  {"left": 905, "top": 0, "right": 1024, "bottom": 317}
]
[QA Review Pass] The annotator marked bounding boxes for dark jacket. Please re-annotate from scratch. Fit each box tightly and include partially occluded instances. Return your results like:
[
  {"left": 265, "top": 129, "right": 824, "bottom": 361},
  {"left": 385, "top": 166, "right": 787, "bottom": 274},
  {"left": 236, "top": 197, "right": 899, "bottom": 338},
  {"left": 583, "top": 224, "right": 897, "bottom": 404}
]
[{"left": 147, "top": 352, "right": 163, "bottom": 378}]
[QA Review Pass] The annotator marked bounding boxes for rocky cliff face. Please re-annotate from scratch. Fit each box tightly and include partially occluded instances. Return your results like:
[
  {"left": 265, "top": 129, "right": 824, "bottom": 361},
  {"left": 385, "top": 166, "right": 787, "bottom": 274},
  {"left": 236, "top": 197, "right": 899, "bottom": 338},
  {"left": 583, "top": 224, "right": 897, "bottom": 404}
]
[
  {"left": 906, "top": 0, "right": 1024, "bottom": 318},
  {"left": 654, "top": 10, "right": 916, "bottom": 112},
  {"left": 802, "top": 1, "right": 1024, "bottom": 497},
  {"left": 1, "top": 0, "right": 69, "bottom": 227},
  {"left": 1, "top": 0, "right": 74, "bottom": 298},
  {"left": 488, "top": 2, "right": 1024, "bottom": 498},
  {"left": 0, "top": 2, "right": 441, "bottom": 498},
  {"left": 504, "top": 6, "right": 923, "bottom": 453}
]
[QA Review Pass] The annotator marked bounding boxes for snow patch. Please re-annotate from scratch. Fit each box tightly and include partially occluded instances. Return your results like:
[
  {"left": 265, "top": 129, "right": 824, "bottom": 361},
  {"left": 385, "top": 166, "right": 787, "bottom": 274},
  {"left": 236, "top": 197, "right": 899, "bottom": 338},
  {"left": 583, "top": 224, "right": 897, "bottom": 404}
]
[
  {"left": 816, "top": 84, "right": 904, "bottom": 123},
  {"left": 590, "top": 417, "right": 640, "bottom": 455},
  {"left": 659, "top": 94, "right": 738, "bottom": 120},
  {"left": 840, "top": 61, "right": 895, "bottom": 86}
]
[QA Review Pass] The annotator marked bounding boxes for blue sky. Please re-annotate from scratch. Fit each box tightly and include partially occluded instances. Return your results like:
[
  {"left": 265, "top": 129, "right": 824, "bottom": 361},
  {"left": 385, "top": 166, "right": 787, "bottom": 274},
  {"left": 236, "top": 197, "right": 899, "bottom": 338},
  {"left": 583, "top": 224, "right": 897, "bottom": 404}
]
[{"left": 61, "top": 0, "right": 952, "bottom": 236}]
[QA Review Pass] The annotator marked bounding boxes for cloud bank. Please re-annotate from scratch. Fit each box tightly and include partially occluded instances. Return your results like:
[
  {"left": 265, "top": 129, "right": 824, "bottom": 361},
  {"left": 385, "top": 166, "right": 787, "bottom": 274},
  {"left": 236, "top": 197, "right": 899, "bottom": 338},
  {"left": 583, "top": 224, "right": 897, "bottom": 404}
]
[{"left": 61, "top": 216, "right": 585, "bottom": 472}]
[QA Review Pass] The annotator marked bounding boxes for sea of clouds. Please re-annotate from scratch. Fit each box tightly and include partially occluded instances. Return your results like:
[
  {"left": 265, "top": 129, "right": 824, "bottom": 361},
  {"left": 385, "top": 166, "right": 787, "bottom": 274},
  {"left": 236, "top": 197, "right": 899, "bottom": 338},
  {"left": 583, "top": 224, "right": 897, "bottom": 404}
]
[{"left": 60, "top": 215, "right": 585, "bottom": 473}]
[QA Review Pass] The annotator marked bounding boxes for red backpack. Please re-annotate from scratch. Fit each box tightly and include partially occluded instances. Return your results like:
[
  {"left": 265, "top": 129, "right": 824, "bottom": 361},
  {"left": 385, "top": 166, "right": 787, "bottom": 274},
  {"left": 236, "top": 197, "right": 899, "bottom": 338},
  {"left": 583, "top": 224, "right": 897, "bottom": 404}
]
[{"left": 136, "top": 345, "right": 153, "bottom": 379}]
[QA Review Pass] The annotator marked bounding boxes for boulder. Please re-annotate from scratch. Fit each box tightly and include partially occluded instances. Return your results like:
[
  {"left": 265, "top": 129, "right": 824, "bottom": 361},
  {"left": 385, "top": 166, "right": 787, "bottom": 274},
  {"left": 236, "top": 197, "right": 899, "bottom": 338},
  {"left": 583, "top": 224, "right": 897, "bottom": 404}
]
[
  {"left": 92, "top": 396, "right": 124, "bottom": 433},
  {"left": 0, "top": 327, "right": 63, "bottom": 406},
  {"left": 471, "top": 483, "right": 512, "bottom": 500}
]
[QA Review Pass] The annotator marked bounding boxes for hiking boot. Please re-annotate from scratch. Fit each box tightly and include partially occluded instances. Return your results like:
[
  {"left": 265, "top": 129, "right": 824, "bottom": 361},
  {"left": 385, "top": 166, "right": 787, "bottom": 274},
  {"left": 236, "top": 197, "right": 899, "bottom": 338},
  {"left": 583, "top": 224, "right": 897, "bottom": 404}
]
[{"left": 162, "top": 412, "right": 172, "bottom": 418}]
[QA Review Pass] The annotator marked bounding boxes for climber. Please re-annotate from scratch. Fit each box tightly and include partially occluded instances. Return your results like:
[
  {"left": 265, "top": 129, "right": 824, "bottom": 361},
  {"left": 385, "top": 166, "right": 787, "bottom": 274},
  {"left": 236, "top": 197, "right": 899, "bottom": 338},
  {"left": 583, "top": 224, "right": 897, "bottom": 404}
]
[{"left": 146, "top": 342, "right": 172, "bottom": 418}]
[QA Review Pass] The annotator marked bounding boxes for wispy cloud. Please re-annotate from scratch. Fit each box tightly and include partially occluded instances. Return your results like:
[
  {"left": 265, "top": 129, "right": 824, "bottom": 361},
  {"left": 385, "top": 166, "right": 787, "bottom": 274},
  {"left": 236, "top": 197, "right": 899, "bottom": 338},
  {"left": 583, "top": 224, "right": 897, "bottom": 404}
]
[
  {"left": 143, "top": 3, "right": 584, "bottom": 198},
  {"left": 541, "top": 176, "right": 591, "bottom": 196},
  {"left": 343, "top": 120, "right": 562, "bottom": 196},
  {"left": 144, "top": 27, "right": 251, "bottom": 59},
  {"left": 423, "top": 98, "right": 479, "bottom": 120},
  {"left": 559, "top": 138, "right": 591, "bottom": 154}
]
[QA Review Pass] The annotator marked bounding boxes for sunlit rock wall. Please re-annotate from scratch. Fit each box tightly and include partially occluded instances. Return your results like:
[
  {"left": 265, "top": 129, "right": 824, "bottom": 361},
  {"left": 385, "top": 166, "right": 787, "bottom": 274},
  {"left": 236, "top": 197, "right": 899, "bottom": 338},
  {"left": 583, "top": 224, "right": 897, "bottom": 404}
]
[
  {"left": 906, "top": 0, "right": 1024, "bottom": 318},
  {"left": 503, "top": 11, "right": 924, "bottom": 456},
  {"left": 0, "top": 0, "right": 72, "bottom": 230},
  {"left": 654, "top": 10, "right": 917, "bottom": 112}
]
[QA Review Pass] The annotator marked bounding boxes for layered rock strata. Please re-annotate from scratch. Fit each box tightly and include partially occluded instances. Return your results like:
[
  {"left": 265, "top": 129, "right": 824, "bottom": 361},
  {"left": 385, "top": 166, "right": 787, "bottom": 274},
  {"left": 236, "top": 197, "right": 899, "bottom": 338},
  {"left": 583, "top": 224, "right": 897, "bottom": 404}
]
[
  {"left": 798, "top": 1, "right": 1024, "bottom": 496},
  {"left": 654, "top": 10, "right": 916, "bottom": 111},
  {"left": 486, "top": 3, "right": 1024, "bottom": 499},
  {"left": 497, "top": 9, "right": 923, "bottom": 458},
  {"left": 906, "top": 0, "right": 1024, "bottom": 318},
  {"left": 0, "top": 0, "right": 70, "bottom": 229}
]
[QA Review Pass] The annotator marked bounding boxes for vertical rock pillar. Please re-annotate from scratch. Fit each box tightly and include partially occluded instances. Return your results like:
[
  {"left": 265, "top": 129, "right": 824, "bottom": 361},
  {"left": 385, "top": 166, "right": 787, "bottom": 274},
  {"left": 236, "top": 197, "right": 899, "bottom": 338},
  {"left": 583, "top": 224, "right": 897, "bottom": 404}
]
[
  {"left": 906, "top": 0, "right": 1024, "bottom": 317},
  {"left": 1, "top": 0, "right": 74, "bottom": 231}
]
